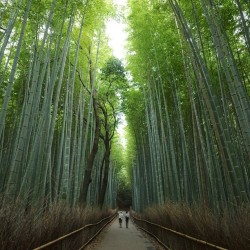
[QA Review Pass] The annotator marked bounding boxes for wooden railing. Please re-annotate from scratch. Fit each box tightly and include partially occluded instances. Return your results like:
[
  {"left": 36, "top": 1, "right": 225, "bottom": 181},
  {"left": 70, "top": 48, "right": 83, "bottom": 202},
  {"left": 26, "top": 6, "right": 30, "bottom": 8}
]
[
  {"left": 34, "top": 210, "right": 117, "bottom": 250},
  {"left": 132, "top": 213, "right": 227, "bottom": 250}
]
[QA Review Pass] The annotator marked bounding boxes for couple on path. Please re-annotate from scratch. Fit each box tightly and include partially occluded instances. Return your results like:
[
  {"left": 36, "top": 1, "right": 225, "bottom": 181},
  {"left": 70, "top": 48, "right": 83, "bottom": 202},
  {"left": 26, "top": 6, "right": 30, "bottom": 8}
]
[{"left": 118, "top": 211, "right": 130, "bottom": 228}]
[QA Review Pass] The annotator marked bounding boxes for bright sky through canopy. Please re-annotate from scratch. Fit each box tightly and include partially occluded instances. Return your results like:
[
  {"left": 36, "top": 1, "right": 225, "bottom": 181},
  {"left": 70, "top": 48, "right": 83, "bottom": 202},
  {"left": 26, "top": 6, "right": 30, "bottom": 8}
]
[
  {"left": 105, "top": 20, "right": 127, "bottom": 61},
  {"left": 105, "top": 0, "right": 128, "bottom": 62},
  {"left": 105, "top": 0, "right": 128, "bottom": 147}
]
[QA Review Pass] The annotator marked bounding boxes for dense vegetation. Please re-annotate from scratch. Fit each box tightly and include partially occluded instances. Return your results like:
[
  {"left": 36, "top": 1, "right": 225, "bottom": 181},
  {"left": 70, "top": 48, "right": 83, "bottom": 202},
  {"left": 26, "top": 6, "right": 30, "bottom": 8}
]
[
  {"left": 0, "top": 0, "right": 249, "bottom": 248},
  {"left": 0, "top": 0, "right": 128, "bottom": 210},
  {"left": 123, "top": 1, "right": 250, "bottom": 248},
  {"left": 0, "top": 0, "right": 126, "bottom": 247},
  {"left": 125, "top": 0, "right": 250, "bottom": 212}
]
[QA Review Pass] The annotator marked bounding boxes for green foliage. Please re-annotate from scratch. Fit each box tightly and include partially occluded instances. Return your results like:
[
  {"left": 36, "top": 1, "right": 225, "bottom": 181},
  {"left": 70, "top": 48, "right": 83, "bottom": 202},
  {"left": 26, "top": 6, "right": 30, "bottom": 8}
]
[
  {"left": 1, "top": 0, "right": 249, "bottom": 219},
  {"left": 98, "top": 57, "right": 128, "bottom": 101},
  {"left": 101, "top": 57, "right": 126, "bottom": 81},
  {"left": 111, "top": 136, "right": 132, "bottom": 208},
  {"left": 121, "top": 86, "right": 146, "bottom": 134},
  {"left": 0, "top": 0, "right": 115, "bottom": 209},
  {"left": 125, "top": 0, "right": 250, "bottom": 212}
]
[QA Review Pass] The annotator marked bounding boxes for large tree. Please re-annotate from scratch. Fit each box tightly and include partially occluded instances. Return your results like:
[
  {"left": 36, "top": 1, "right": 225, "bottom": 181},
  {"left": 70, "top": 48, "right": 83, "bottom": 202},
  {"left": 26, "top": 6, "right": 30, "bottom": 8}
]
[{"left": 98, "top": 57, "right": 127, "bottom": 208}]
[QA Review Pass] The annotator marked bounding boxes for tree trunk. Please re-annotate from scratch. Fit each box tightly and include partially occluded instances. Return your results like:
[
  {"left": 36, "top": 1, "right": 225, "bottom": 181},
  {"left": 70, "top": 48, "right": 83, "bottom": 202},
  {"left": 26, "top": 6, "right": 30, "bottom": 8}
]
[
  {"left": 98, "top": 136, "right": 111, "bottom": 208},
  {"left": 79, "top": 56, "right": 100, "bottom": 206}
]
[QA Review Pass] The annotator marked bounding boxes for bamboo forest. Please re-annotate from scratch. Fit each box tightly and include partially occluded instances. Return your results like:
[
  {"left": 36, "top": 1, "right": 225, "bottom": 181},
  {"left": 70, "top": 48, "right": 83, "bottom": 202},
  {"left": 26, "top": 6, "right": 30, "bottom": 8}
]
[{"left": 0, "top": 0, "right": 249, "bottom": 249}]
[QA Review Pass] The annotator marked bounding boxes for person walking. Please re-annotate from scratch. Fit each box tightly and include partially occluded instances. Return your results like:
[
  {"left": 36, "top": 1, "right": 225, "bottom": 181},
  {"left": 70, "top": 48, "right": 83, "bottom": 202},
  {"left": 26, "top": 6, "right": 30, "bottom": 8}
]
[
  {"left": 125, "top": 211, "right": 130, "bottom": 228},
  {"left": 118, "top": 211, "right": 123, "bottom": 228}
]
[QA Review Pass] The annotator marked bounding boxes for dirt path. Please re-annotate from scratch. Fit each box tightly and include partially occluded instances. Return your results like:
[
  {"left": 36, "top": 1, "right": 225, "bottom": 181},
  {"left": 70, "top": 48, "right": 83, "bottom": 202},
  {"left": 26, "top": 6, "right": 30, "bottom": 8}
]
[{"left": 88, "top": 212, "right": 157, "bottom": 250}]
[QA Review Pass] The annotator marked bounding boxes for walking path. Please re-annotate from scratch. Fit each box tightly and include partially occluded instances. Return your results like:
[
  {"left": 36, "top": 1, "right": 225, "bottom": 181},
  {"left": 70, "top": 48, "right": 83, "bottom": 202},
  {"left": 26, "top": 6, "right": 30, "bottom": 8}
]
[{"left": 93, "top": 212, "right": 157, "bottom": 250}]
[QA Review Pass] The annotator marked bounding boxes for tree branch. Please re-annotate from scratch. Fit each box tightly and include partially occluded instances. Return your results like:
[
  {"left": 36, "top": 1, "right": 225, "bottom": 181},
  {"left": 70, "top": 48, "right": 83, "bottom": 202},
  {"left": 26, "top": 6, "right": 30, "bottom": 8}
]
[{"left": 70, "top": 62, "right": 91, "bottom": 95}]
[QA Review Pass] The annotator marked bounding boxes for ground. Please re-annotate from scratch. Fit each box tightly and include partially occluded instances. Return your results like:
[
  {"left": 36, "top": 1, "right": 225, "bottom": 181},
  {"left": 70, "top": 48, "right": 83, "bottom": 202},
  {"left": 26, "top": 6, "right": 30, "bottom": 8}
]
[{"left": 85, "top": 211, "right": 165, "bottom": 250}]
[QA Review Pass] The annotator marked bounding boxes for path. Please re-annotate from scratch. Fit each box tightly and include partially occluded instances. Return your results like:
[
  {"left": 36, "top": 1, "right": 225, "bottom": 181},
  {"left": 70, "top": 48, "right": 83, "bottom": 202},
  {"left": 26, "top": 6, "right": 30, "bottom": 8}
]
[{"left": 94, "top": 212, "right": 157, "bottom": 250}]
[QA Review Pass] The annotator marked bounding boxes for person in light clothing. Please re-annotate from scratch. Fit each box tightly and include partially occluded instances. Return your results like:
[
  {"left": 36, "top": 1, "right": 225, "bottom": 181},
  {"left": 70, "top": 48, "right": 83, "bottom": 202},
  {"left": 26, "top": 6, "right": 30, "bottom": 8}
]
[{"left": 118, "top": 211, "right": 123, "bottom": 228}]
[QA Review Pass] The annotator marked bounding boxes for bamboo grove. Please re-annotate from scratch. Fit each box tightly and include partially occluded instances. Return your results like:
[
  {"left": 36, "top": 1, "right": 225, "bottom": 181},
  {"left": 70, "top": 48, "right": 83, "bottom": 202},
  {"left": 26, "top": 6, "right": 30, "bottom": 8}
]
[
  {"left": 125, "top": 0, "right": 250, "bottom": 212},
  {"left": 0, "top": 0, "right": 127, "bottom": 210},
  {"left": 0, "top": 0, "right": 250, "bottom": 216}
]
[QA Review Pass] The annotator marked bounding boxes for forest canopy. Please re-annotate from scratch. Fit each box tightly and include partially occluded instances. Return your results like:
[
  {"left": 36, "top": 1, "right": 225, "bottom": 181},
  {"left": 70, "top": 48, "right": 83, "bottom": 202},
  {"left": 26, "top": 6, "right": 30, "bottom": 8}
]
[{"left": 0, "top": 0, "right": 249, "bottom": 215}]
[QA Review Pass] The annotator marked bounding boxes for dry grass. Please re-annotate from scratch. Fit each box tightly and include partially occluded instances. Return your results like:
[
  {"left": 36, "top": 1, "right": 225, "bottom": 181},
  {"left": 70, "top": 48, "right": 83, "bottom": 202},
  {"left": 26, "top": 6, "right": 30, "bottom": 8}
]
[
  {"left": 0, "top": 200, "right": 114, "bottom": 250},
  {"left": 133, "top": 202, "right": 250, "bottom": 250}
]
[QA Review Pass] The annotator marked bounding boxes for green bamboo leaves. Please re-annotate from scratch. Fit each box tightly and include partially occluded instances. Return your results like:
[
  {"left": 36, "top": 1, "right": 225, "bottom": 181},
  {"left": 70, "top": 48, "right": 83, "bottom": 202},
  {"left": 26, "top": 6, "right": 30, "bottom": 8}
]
[
  {"left": 0, "top": 0, "right": 117, "bottom": 210},
  {"left": 126, "top": 0, "right": 250, "bottom": 212}
]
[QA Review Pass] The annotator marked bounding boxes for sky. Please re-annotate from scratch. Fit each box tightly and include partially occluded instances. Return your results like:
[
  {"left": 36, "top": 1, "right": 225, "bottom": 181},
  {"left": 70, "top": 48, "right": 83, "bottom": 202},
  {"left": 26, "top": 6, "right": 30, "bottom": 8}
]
[
  {"left": 105, "top": 20, "right": 127, "bottom": 62},
  {"left": 105, "top": 0, "right": 128, "bottom": 147},
  {"left": 105, "top": 0, "right": 128, "bottom": 62}
]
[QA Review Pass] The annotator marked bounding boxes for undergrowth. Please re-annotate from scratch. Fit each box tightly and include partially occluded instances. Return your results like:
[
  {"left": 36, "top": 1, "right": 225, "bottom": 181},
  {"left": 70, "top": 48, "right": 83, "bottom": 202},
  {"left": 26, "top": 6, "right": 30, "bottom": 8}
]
[
  {"left": 0, "top": 200, "right": 114, "bottom": 250},
  {"left": 133, "top": 202, "right": 250, "bottom": 250}
]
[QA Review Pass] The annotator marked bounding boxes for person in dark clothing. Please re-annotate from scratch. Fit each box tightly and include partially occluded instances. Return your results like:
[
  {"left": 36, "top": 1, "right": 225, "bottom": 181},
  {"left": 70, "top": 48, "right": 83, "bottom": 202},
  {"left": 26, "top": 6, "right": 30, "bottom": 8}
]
[{"left": 125, "top": 211, "right": 130, "bottom": 228}]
